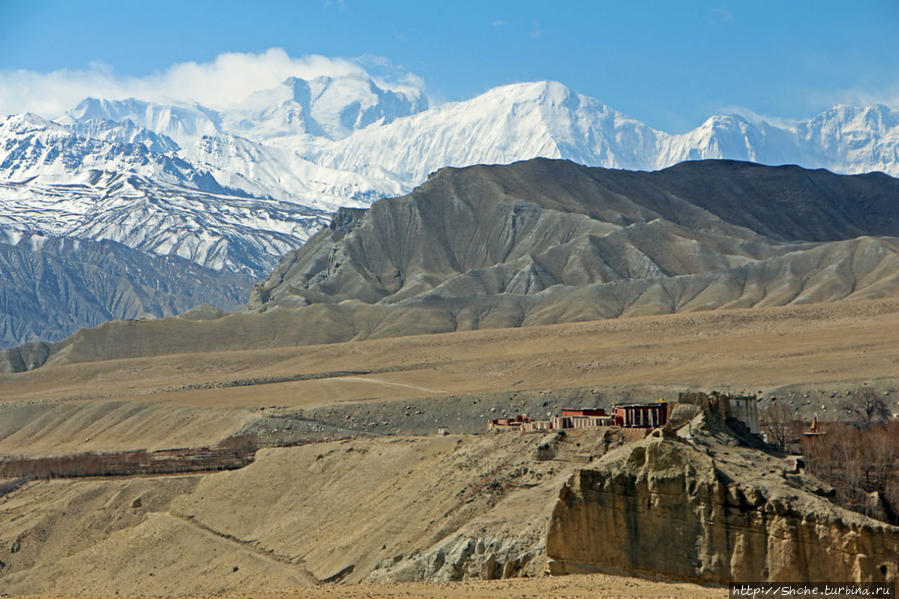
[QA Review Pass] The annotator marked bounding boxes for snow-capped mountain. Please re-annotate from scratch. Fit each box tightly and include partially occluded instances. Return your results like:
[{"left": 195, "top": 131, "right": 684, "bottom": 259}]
[
  {"left": 0, "top": 113, "right": 207, "bottom": 187},
  {"left": 227, "top": 74, "right": 429, "bottom": 141},
  {"left": 53, "top": 73, "right": 427, "bottom": 210},
  {"left": 304, "top": 81, "right": 664, "bottom": 184},
  {"left": 306, "top": 81, "right": 899, "bottom": 182},
  {"left": 59, "top": 97, "right": 222, "bottom": 147},
  {"left": 794, "top": 104, "right": 899, "bottom": 175},
  {"left": 1, "top": 69, "right": 898, "bottom": 348},
  {"left": 0, "top": 172, "right": 328, "bottom": 275},
  {"left": 658, "top": 104, "right": 899, "bottom": 175},
  {"left": 60, "top": 71, "right": 429, "bottom": 146},
  {"left": 2, "top": 73, "right": 898, "bottom": 282},
  {"left": 0, "top": 113, "right": 329, "bottom": 278},
  {"left": 181, "top": 132, "right": 401, "bottom": 210},
  {"left": 65, "top": 118, "right": 180, "bottom": 153}
]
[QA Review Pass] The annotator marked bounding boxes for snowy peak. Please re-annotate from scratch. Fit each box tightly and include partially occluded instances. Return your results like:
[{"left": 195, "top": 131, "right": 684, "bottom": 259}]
[
  {"left": 307, "top": 80, "right": 664, "bottom": 184},
  {"left": 0, "top": 112, "right": 216, "bottom": 189},
  {"left": 478, "top": 79, "right": 575, "bottom": 101},
  {"left": 658, "top": 114, "right": 770, "bottom": 164},
  {"left": 183, "top": 131, "right": 401, "bottom": 210},
  {"left": 298, "top": 73, "right": 429, "bottom": 138},
  {"left": 63, "top": 97, "right": 223, "bottom": 147},
  {"left": 657, "top": 104, "right": 899, "bottom": 174},
  {"left": 792, "top": 104, "right": 899, "bottom": 173},
  {"left": 229, "top": 74, "right": 429, "bottom": 140},
  {"left": 1, "top": 112, "right": 67, "bottom": 136},
  {"left": 532, "top": 81, "right": 661, "bottom": 168},
  {"left": 66, "top": 119, "right": 180, "bottom": 153},
  {"left": 806, "top": 104, "right": 899, "bottom": 130}
]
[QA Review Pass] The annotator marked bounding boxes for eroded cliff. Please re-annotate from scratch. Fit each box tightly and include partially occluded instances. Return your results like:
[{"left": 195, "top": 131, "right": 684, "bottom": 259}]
[{"left": 546, "top": 421, "right": 899, "bottom": 584}]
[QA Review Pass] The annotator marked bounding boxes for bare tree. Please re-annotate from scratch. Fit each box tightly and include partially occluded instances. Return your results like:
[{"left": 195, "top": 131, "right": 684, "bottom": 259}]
[
  {"left": 802, "top": 420, "right": 899, "bottom": 524},
  {"left": 840, "top": 388, "right": 891, "bottom": 429},
  {"left": 761, "top": 403, "right": 794, "bottom": 450}
]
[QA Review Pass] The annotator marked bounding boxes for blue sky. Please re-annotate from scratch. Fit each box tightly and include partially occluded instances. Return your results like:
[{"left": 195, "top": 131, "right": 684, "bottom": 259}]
[{"left": 1, "top": 0, "right": 896, "bottom": 132}]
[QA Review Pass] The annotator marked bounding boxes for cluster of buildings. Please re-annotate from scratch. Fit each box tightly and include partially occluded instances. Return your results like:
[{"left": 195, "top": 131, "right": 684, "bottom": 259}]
[{"left": 487, "top": 402, "right": 669, "bottom": 432}]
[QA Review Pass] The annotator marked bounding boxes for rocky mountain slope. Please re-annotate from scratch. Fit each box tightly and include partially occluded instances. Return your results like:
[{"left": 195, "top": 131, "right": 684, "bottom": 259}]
[
  {"left": 3, "top": 158, "right": 896, "bottom": 370},
  {"left": 0, "top": 172, "right": 328, "bottom": 277},
  {"left": 0, "top": 232, "right": 252, "bottom": 347}
]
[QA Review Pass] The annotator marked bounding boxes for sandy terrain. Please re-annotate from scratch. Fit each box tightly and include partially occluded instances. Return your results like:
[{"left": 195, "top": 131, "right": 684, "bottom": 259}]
[
  {"left": 0, "top": 431, "right": 674, "bottom": 595},
  {"left": 1, "top": 300, "right": 896, "bottom": 456},
  {"left": 5, "top": 300, "right": 896, "bottom": 405},
  {"left": 14, "top": 572, "right": 727, "bottom": 598}
]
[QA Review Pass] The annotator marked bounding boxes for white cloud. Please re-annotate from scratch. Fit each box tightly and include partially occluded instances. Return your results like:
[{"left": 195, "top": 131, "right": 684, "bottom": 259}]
[{"left": 0, "top": 49, "right": 427, "bottom": 118}]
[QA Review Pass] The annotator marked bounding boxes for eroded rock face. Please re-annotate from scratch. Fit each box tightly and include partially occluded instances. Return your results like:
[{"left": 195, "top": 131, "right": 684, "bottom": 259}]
[
  {"left": 369, "top": 535, "right": 544, "bottom": 582},
  {"left": 546, "top": 432, "right": 899, "bottom": 584}
]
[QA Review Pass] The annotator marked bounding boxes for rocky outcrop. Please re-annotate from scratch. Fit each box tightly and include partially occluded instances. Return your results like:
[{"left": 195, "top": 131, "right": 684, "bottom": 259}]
[
  {"left": 546, "top": 429, "right": 899, "bottom": 584},
  {"left": 0, "top": 445, "right": 255, "bottom": 479},
  {"left": 0, "top": 341, "right": 52, "bottom": 373},
  {"left": 369, "top": 535, "right": 544, "bottom": 582}
]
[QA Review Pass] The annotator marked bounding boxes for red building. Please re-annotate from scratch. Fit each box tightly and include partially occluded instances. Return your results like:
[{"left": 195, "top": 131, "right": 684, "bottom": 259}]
[
  {"left": 488, "top": 404, "right": 666, "bottom": 432},
  {"left": 487, "top": 414, "right": 533, "bottom": 430},
  {"left": 561, "top": 408, "right": 607, "bottom": 418}
]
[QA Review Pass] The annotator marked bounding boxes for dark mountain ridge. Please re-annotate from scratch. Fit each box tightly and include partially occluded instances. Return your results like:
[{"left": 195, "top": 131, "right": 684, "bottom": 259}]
[{"left": 249, "top": 159, "right": 899, "bottom": 310}]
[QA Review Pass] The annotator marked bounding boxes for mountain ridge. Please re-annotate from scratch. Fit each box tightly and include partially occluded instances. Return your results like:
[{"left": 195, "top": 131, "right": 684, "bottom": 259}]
[{"left": 4, "top": 158, "right": 897, "bottom": 371}]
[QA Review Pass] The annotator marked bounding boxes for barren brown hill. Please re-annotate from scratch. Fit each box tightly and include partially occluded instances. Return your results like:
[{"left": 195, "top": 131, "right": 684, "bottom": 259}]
[{"left": 251, "top": 158, "right": 899, "bottom": 311}]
